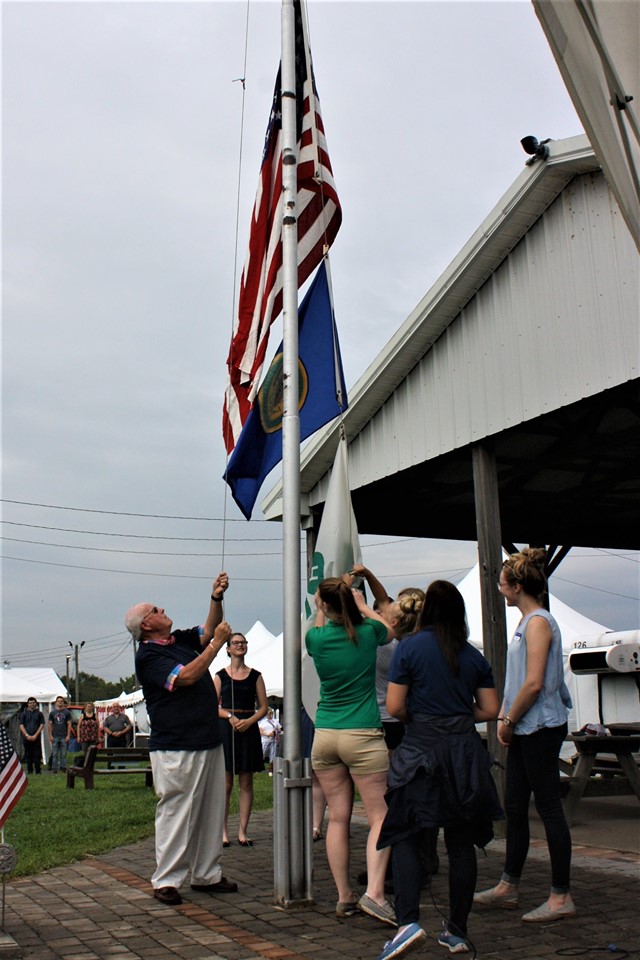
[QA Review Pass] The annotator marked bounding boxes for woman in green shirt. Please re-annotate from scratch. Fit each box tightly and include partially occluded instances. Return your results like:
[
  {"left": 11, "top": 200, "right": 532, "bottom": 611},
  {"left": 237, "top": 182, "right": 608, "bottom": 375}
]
[{"left": 306, "top": 577, "right": 396, "bottom": 926}]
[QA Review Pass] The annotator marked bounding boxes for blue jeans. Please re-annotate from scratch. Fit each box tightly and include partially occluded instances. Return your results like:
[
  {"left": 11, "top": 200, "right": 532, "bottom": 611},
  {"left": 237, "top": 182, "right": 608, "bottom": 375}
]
[
  {"left": 503, "top": 723, "right": 571, "bottom": 893},
  {"left": 393, "top": 822, "right": 477, "bottom": 936},
  {"left": 50, "top": 737, "right": 68, "bottom": 771}
]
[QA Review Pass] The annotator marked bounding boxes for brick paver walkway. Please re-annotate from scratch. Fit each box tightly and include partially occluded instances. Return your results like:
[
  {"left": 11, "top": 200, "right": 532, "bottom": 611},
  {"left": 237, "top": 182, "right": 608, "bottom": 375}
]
[{"left": 3, "top": 809, "right": 639, "bottom": 960}]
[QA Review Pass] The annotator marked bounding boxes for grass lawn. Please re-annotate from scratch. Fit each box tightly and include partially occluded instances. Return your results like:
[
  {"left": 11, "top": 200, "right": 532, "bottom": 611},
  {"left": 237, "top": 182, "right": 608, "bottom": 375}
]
[{"left": 6, "top": 764, "right": 274, "bottom": 879}]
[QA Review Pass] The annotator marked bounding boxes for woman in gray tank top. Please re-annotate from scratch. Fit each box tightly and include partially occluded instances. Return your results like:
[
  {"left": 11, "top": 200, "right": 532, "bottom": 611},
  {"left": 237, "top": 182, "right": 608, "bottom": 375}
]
[{"left": 474, "top": 548, "right": 575, "bottom": 923}]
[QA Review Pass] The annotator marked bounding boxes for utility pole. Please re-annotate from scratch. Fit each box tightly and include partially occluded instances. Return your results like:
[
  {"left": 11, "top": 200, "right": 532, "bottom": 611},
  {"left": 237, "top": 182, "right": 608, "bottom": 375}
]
[
  {"left": 68, "top": 641, "right": 85, "bottom": 702},
  {"left": 65, "top": 655, "right": 71, "bottom": 697}
]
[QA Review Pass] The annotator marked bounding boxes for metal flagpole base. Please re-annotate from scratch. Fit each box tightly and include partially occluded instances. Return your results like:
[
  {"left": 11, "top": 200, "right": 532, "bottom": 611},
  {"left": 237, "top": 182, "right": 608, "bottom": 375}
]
[
  {"left": 0, "top": 927, "right": 20, "bottom": 959},
  {"left": 273, "top": 756, "right": 315, "bottom": 907}
]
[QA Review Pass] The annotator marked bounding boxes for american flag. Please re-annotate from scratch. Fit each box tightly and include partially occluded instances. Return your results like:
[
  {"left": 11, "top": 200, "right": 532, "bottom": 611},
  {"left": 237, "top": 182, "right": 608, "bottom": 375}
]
[
  {"left": 223, "top": 0, "right": 342, "bottom": 453},
  {"left": 0, "top": 724, "right": 28, "bottom": 830}
]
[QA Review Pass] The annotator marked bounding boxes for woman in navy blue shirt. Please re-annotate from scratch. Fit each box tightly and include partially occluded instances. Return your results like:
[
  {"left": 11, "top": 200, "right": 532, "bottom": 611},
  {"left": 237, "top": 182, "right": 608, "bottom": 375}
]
[{"left": 374, "top": 581, "right": 501, "bottom": 960}]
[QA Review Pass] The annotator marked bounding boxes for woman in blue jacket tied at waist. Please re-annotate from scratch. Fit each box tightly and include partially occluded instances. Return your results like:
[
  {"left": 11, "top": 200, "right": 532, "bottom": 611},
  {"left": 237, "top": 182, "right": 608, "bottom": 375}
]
[
  {"left": 375, "top": 580, "right": 502, "bottom": 960},
  {"left": 474, "top": 547, "right": 575, "bottom": 923}
]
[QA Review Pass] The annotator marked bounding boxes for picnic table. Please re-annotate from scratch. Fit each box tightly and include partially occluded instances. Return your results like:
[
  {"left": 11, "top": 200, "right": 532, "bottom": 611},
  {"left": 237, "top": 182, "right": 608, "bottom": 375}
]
[
  {"left": 66, "top": 745, "right": 153, "bottom": 790},
  {"left": 560, "top": 728, "right": 640, "bottom": 825}
]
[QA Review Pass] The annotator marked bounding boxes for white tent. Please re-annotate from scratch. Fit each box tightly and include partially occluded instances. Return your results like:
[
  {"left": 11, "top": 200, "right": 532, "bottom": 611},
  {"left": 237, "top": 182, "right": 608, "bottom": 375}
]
[
  {"left": 94, "top": 689, "right": 145, "bottom": 707},
  {"left": 248, "top": 622, "right": 284, "bottom": 699},
  {"left": 0, "top": 667, "right": 67, "bottom": 705},
  {"left": 1, "top": 666, "right": 68, "bottom": 758}
]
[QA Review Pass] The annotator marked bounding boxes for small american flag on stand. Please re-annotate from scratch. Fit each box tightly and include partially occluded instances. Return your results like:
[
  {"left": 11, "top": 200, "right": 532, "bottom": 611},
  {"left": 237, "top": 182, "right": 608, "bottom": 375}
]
[
  {"left": 223, "top": 0, "right": 342, "bottom": 454},
  {"left": 0, "top": 725, "right": 27, "bottom": 830}
]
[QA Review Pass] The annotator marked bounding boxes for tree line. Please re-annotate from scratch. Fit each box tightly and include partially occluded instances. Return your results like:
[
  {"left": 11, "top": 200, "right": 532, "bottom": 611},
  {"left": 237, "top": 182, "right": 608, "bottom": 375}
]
[{"left": 61, "top": 671, "right": 138, "bottom": 703}]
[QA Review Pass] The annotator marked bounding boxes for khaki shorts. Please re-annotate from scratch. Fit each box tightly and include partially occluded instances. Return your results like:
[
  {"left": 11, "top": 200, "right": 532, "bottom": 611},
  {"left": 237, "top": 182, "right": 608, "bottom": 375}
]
[{"left": 312, "top": 727, "right": 389, "bottom": 775}]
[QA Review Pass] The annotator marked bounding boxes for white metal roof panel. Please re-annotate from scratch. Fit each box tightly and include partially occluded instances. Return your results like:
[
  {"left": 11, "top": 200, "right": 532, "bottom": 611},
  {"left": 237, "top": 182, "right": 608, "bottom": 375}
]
[
  {"left": 262, "top": 136, "right": 638, "bottom": 520},
  {"left": 533, "top": 0, "right": 640, "bottom": 251}
]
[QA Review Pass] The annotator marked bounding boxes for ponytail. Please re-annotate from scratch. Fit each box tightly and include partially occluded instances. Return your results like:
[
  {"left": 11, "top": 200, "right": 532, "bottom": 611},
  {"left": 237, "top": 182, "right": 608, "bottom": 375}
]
[{"left": 317, "top": 577, "right": 363, "bottom": 644}]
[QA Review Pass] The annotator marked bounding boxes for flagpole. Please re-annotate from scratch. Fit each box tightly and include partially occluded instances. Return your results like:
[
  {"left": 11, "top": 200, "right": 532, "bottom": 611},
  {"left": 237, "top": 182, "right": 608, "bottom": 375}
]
[
  {"left": 276, "top": 0, "right": 308, "bottom": 904},
  {"left": 226, "top": 0, "right": 341, "bottom": 901}
]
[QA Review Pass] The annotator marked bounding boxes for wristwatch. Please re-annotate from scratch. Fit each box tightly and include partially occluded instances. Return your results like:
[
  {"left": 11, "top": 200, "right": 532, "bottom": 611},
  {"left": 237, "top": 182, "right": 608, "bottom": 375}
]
[{"left": 502, "top": 715, "right": 514, "bottom": 727}]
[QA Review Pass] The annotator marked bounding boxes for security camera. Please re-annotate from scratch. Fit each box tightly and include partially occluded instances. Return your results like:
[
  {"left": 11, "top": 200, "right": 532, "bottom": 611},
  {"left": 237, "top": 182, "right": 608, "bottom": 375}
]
[{"left": 520, "top": 136, "right": 550, "bottom": 165}]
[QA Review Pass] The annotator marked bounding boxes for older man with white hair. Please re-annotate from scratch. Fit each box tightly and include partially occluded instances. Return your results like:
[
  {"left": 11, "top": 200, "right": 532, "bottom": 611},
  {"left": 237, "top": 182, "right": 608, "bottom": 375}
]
[{"left": 125, "top": 572, "right": 237, "bottom": 906}]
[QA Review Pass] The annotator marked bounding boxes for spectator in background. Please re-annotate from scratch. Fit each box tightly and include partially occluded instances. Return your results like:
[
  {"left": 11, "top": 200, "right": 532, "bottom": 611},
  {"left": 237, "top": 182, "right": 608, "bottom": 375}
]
[
  {"left": 48, "top": 696, "right": 72, "bottom": 773},
  {"left": 77, "top": 702, "right": 101, "bottom": 756},
  {"left": 258, "top": 708, "right": 281, "bottom": 776},
  {"left": 19, "top": 697, "right": 45, "bottom": 775},
  {"left": 102, "top": 703, "right": 133, "bottom": 748}
]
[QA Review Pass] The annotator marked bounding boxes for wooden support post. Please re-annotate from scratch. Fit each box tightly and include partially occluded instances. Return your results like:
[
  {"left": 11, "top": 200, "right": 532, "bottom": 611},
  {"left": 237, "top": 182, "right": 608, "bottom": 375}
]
[
  {"left": 305, "top": 520, "right": 318, "bottom": 581},
  {"left": 472, "top": 441, "right": 508, "bottom": 810}
]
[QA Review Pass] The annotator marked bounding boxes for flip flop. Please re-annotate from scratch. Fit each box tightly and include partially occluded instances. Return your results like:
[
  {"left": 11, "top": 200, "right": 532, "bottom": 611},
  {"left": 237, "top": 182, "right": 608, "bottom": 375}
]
[{"left": 238, "top": 838, "right": 254, "bottom": 847}]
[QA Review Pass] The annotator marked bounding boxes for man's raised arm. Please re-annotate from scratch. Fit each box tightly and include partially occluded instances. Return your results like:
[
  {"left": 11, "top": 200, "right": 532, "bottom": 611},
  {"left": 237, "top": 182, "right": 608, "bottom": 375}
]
[{"left": 202, "top": 572, "right": 229, "bottom": 643}]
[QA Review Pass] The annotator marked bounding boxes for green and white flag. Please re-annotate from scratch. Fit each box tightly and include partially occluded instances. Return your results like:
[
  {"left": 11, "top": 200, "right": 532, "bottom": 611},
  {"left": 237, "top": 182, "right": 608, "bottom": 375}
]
[{"left": 301, "top": 434, "right": 362, "bottom": 721}]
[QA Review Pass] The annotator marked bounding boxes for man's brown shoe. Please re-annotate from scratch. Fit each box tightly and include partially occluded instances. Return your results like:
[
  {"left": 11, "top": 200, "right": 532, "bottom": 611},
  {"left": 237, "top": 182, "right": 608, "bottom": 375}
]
[{"left": 154, "top": 886, "right": 182, "bottom": 905}]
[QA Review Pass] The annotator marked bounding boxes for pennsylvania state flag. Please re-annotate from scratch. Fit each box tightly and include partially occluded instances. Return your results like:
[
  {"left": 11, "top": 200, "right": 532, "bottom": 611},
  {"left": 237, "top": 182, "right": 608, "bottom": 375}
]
[{"left": 224, "top": 261, "right": 347, "bottom": 519}]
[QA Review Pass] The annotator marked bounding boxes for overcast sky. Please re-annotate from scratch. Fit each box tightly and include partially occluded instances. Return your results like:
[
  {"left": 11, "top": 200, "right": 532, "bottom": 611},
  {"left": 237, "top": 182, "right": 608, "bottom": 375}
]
[{"left": 2, "top": 0, "right": 638, "bottom": 686}]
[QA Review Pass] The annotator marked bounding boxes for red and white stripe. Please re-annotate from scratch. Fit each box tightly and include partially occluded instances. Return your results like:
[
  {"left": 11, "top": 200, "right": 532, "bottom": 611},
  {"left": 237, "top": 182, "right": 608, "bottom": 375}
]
[
  {"left": 223, "top": 8, "right": 341, "bottom": 454},
  {"left": 0, "top": 732, "right": 28, "bottom": 829}
]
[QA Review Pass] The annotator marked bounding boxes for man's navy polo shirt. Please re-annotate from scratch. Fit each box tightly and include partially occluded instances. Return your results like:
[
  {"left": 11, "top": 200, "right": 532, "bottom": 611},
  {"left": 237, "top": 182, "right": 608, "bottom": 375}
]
[{"left": 135, "top": 627, "right": 221, "bottom": 752}]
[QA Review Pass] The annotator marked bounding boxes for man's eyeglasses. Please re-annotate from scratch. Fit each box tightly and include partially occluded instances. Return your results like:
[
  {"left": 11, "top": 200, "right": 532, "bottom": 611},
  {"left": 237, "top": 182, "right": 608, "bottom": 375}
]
[{"left": 143, "top": 606, "right": 159, "bottom": 620}]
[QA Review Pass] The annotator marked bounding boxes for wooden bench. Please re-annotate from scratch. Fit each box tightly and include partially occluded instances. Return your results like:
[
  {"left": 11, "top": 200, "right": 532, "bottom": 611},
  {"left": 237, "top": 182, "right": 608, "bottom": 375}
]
[
  {"left": 66, "top": 745, "right": 153, "bottom": 790},
  {"left": 560, "top": 733, "right": 640, "bottom": 825}
]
